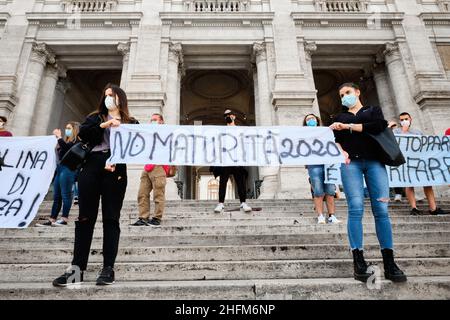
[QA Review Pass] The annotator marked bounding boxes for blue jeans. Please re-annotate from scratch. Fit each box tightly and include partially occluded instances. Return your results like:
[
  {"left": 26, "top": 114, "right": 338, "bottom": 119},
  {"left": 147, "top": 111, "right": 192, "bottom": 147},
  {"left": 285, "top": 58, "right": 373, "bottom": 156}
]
[
  {"left": 51, "top": 164, "right": 76, "bottom": 219},
  {"left": 340, "top": 159, "right": 393, "bottom": 250},
  {"left": 307, "top": 165, "right": 336, "bottom": 197}
]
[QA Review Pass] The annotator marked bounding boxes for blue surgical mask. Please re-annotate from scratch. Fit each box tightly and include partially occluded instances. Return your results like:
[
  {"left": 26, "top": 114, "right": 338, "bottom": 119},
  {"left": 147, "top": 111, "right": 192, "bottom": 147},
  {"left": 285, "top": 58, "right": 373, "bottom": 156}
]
[
  {"left": 306, "top": 119, "right": 318, "bottom": 127},
  {"left": 341, "top": 94, "right": 358, "bottom": 108},
  {"left": 65, "top": 129, "right": 72, "bottom": 137},
  {"left": 151, "top": 121, "right": 159, "bottom": 125}
]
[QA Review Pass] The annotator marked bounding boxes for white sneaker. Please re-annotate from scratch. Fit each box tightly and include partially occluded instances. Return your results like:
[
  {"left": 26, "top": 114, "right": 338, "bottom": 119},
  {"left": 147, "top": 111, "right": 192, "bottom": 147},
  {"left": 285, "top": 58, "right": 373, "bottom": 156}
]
[
  {"left": 327, "top": 215, "right": 341, "bottom": 224},
  {"left": 214, "top": 203, "right": 224, "bottom": 213},
  {"left": 317, "top": 214, "right": 326, "bottom": 224},
  {"left": 394, "top": 194, "right": 402, "bottom": 202},
  {"left": 240, "top": 202, "right": 252, "bottom": 213},
  {"left": 54, "top": 219, "right": 68, "bottom": 227}
]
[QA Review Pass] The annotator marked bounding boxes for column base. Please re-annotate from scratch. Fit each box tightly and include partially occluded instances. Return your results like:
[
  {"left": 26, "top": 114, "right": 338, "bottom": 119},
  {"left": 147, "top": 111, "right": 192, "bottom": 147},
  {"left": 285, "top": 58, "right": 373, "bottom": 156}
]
[{"left": 276, "top": 167, "right": 311, "bottom": 199}]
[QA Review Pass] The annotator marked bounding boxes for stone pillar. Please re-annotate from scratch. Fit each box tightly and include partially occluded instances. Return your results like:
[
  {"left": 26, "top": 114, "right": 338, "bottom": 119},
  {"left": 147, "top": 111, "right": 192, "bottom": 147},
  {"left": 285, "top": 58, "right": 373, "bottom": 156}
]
[
  {"left": 252, "top": 42, "right": 278, "bottom": 199},
  {"left": 31, "top": 63, "right": 64, "bottom": 136},
  {"left": 118, "top": 42, "right": 130, "bottom": 90},
  {"left": 303, "top": 41, "right": 320, "bottom": 115},
  {"left": 165, "top": 42, "right": 183, "bottom": 126},
  {"left": 372, "top": 63, "right": 398, "bottom": 122},
  {"left": 11, "top": 43, "right": 55, "bottom": 136},
  {"left": 381, "top": 43, "right": 424, "bottom": 131}
]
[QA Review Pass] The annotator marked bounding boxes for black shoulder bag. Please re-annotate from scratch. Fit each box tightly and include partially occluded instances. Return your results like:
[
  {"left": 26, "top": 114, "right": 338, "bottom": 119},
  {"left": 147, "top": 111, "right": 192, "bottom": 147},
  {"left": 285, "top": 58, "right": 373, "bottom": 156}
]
[
  {"left": 60, "top": 141, "right": 94, "bottom": 171},
  {"left": 367, "top": 128, "right": 406, "bottom": 167}
]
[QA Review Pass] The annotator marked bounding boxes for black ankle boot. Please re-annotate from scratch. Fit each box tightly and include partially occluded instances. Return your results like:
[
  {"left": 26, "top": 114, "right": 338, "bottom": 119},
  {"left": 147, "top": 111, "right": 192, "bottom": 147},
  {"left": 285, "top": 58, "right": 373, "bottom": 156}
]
[
  {"left": 381, "top": 249, "right": 407, "bottom": 283},
  {"left": 352, "top": 249, "right": 373, "bottom": 283}
]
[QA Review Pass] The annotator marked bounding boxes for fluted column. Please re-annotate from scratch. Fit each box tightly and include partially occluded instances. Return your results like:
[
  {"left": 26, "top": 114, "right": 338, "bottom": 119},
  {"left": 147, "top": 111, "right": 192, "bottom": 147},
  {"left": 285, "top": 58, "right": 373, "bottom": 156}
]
[
  {"left": 12, "top": 43, "right": 55, "bottom": 136},
  {"left": 381, "top": 42, "right": 423, "bottom": 130},
  {"left": 118, "top": 42, "right": 130, "bottom": 90},
  {"left": 372, "top": 63, "right": 397, "bottom": 122},
  {"left": 252, "top": 42, "right": 278, "bottom": 199},
  {"left": 32, "top": 63, "right": 65, "bottom": 136}
]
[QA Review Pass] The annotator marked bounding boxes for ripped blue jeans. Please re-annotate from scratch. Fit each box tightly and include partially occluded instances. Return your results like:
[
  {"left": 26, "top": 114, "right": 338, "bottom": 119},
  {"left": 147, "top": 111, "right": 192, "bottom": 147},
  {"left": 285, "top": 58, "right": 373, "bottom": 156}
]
[{"left": 340, "top": 159, "right": 394, "bottom": 250}]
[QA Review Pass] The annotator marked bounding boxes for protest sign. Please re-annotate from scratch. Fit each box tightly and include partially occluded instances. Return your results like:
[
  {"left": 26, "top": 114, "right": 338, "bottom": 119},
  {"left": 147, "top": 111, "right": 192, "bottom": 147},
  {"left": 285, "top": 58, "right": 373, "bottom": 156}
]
[
  {"left": 0, "top": 136, "right": 57, "bottom": 228},
  {"left": 324, "top": 135, "right": 450, "bottom": 187},
  {"left": 107, "top": 125, "right": 345, "bottom": 167}
]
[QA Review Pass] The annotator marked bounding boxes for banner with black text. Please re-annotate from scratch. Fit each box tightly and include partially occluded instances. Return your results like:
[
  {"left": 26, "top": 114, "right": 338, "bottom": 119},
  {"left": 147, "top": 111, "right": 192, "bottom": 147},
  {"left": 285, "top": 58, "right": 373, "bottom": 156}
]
[
  {"left": 324, "top": 135, "right": 450, "bottom": 187},
  {"left": 107, "top": 125, "right": 345, "bottom": 167},
  {"left": 0, "top": 136, "right": 57, "bottom": 228}
]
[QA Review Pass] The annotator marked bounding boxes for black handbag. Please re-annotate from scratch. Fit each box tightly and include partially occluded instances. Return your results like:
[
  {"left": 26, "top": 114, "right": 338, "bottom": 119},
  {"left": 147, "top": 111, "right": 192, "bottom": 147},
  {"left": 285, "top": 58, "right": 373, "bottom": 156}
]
[
  {"left": 60, "top": 141, "right": 93, "bottom": 171},
  {"left": 367, "top": 128, "right": 406, "bottom": 166}
]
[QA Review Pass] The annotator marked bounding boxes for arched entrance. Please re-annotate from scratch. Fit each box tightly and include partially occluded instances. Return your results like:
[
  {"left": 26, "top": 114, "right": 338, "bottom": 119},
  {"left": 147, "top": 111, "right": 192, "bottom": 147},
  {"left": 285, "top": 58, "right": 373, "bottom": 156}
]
[{"left": 177, "top": 69, "right": 258, "bottom": 200}]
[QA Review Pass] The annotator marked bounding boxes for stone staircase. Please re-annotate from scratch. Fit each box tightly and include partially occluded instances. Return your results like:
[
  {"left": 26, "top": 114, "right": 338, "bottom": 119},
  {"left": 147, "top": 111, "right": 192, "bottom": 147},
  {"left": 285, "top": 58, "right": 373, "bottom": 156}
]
[{"left": 0, "top": 199, "right": 449, "bottom": 299}]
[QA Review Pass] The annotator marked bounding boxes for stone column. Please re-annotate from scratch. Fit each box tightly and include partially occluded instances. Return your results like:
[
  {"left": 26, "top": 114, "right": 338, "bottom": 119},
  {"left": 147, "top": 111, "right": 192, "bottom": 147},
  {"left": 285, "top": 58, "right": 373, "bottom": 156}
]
[
  {"left": 303, "top": 41, "right": 320, "bottom": 116},
  {"left": 165, "top": 42, "right": 183, "bottom": 126},
  {"left": 252, "top": 42, "right": 278, "bottom": 199},
  {"left": 118, "top": 42, "right": 130, "bottom": 90},
  {"left": 159, "top": 42, "right": 183, "bottom": 200},
  {"left": 31, "top": 63, "right": 64, "bottom": 136},
  {"left": 47, "top": 79, "right": 71, "bottom": 135},
  {"left": 372, "top": 63, "right": 397, "bottom": 122},
  {"left": 381, "top": 42, "right": 423, "bottom": 130},
  {"left": 11, "top": 43, "right": 55, "bottom": 136}
]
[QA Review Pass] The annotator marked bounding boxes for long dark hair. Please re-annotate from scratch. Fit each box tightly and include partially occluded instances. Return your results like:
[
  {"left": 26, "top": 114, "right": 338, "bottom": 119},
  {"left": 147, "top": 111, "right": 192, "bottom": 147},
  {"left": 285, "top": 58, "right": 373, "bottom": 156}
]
[
  {"left": 302, "top": 114, "right": 322, "bottom": 127},
  {"left": 92, "top": 83, "right": 133, "bottom": 124}
]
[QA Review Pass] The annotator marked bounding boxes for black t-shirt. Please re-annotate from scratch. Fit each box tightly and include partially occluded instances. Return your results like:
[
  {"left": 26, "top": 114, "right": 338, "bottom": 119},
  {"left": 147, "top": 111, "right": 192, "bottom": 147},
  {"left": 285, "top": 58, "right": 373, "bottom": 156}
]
[{"left": 333, "top": 106, "right": 388, "bottom": 161}]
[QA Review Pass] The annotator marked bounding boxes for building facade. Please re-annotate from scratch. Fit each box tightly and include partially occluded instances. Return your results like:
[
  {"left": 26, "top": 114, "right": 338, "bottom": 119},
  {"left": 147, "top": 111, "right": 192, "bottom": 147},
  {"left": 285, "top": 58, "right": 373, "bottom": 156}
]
[{"left": 1, "top": 0, "right": 449, "bottom": 200}]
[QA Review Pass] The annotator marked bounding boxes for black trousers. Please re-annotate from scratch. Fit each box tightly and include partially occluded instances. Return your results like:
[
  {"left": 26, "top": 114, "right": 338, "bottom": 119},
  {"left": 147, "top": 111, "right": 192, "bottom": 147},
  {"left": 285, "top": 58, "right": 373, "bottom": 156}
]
[
  {"left": 71, "top": 151, "right": 127, "bottom": 271},
  {"left": 219, "top": 166, "right": 247, "bottom": 203}
]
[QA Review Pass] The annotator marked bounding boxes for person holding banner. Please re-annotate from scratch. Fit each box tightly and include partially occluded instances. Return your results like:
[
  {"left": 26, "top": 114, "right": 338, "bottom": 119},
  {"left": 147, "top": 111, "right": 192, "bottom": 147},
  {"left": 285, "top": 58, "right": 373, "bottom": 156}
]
[
  {"left": 36, "top": 122, "right": 80, "bottom": 227},
  {"left": 330, "top": 82, "right": 407, "bottom": 283},
  {"left": 303, "top": 114, "right": 341, "bottom": 225},
  {"left": 0, "top": 116, "right": 12, "bottom": 137},
  {"left": 212, "top": 109, "right": 252, "bottom": 214},
  {"left": 132, "top": 113, "right": 169, "bottom": 227},
  {"left": 393, "top": 112, "right": 448, "bottom": 216},
  {"left": 53, "top": 83, "right": 138, "bottom": 287}
]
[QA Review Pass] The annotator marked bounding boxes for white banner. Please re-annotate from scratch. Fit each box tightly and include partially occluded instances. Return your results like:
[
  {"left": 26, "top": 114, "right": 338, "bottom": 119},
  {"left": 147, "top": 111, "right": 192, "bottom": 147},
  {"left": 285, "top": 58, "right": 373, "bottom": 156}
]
[
  {"left": 324, "top": 135, "right": 450, "bottom": 187},
  {"left": 388, "top": 135, "right": 450, "bottom": 187},
  {"left": 0, "top": 136, "right": 57, "bottom": 228},
  {"left": 107, "top": 125, "right": 345, "bottom": 167}
]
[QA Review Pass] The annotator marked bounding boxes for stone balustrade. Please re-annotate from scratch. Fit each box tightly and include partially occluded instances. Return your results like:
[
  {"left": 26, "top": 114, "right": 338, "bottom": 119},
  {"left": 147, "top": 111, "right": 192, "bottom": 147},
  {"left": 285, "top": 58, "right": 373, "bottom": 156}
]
[
  {"left": 184, "top": 0, "right": 249, "bottom": 12},
  {"left": 314, "top": 0, "right": 368, "bottom": 12},
  {"left": 62, "top": 0, "right": 118, "bottom": 13}
]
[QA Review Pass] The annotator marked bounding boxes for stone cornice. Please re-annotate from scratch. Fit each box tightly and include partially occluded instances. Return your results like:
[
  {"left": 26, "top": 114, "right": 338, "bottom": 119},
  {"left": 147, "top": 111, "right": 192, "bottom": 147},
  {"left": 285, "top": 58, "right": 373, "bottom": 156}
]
[
  {"left": 291, "top": 12, "right": 404, "bottom": 28},
  {"left": 420, "top": 12, "right": 450, "bottom": 25},
  {"left": 160, "top": 11, "right": 274, "bottom": 27},
  {"left": 26, "top": 12, "right": 142, "bottom": 28}
]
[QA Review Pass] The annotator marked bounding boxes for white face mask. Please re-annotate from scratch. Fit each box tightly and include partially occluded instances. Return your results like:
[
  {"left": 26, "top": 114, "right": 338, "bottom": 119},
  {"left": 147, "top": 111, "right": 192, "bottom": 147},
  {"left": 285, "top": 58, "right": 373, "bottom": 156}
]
[
  {"left": 0, "top": 122, "right": 4, "bottom": 129},
  {"left": 400, "top": 120, "right": 410, "bottom": 127},
  {"left": 104, "top": 95, "right": 116, "bottom": 110}
]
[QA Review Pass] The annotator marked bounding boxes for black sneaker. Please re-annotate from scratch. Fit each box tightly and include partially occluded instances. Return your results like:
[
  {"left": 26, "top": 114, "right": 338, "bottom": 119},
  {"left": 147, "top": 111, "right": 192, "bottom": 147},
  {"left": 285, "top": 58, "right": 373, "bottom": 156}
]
[
  {"left": 410, "top": 207, "right": 423, "bottom": 216},
  {"left": 96, "top": 266, "right": 115, "bottom": 285},
  {"left": 148, "top": 218, "right": 161, "bottom": 227},
  {"left": 36, "top": 220, "right": 54, "bottom": 227},
  {"left": 52, "top": 268, "right": 84, "bottom": 287},
  {"left": 430, "top": 207, "right": 449, "bottom": 215},
  {"left": 131, "top": 218, "right": 149, "bottom": 226}
]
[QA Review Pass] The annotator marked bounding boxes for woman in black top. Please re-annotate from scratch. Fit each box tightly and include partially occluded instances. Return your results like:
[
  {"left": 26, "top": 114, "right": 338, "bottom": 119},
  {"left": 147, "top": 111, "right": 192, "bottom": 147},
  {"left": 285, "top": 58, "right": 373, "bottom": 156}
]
[
  {"left": 36, "top": 122, "right": 80, "bottom": 227},
  {"left": 53, "top": 83, "right": 138, "bottom": 287},
  {"left": 330, "top": 83, "right": 407, "bottom": 283}
]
